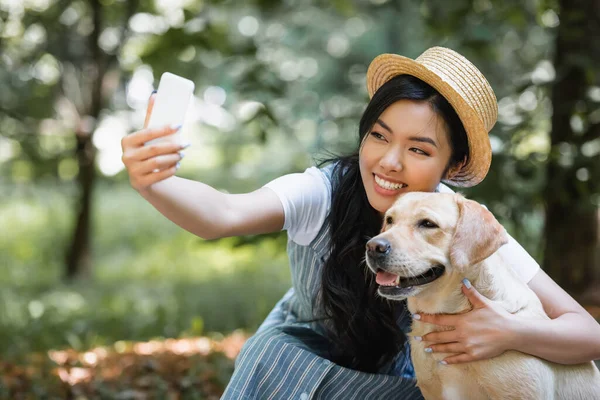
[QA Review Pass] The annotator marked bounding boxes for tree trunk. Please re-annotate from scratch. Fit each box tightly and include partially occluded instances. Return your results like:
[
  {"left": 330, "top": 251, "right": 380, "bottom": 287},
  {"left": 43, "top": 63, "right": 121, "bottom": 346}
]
[
  {"left": 542, "top": 0, "right": 600, "bottom": 300},
  {"left": 65, "top": 134, "right": 96, "bottom": 279},
  {"left": 64, "top": 0, "right": 105, "bottom": 280}
]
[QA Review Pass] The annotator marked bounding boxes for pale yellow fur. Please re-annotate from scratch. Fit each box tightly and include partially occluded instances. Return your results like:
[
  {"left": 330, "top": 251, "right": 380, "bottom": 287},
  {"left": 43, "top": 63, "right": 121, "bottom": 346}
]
[{"left": 369, "top": 192, "right": 600, "bottom": 400}]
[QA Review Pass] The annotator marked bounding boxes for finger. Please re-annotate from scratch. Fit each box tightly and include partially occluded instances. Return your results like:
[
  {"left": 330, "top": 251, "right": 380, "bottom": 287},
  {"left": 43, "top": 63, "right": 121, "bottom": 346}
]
[
  {"left": 414, "top": 313, "right": 456, "bottom": 327},
  {"left": 138, "top": 163, "right": 179, "bottom": 188},
  {"left": 136, "top": 153, "right": 183, "bottom": 175},
  {"left": 127, "top": 124, "right": 182, "bottom": 148},
  {"left": 125, "top": 141, "right": 185, "bottom": 163},
  {"left": 426, "top": 342, "right": 464, "bottom": 354},
  {"left": 440, "top": 353, "right": 477, "bottom": 365},
  {"left": 422, "top": 330, "right": 458, "bottom": 344},
  {"left": 144, "top": 91, "right": 157, "bottom": 129},
  {"left": 462, "top": 278, "right": 489, "bottom": 309}
]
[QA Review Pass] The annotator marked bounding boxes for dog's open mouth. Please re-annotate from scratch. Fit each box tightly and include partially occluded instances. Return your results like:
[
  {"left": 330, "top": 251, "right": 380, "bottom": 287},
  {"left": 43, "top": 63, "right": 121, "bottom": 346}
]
[{"left": 375, "top": 265, "right": 445, "bottom": 296}]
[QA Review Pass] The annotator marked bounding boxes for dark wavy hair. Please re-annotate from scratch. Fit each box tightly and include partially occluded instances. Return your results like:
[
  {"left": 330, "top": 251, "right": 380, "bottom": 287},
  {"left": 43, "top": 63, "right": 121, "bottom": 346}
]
[{"left": 317, "top": 74, "right": 469, "bottom": 372}]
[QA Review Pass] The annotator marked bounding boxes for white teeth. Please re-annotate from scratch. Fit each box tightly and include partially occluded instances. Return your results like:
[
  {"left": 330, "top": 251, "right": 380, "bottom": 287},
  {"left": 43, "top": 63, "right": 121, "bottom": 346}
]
[
  {"left": 375, "top": 175, "right": 406, "bottom": 191},
  {"left": 380, "top": 276, "right": 401, "bottom": 287}
]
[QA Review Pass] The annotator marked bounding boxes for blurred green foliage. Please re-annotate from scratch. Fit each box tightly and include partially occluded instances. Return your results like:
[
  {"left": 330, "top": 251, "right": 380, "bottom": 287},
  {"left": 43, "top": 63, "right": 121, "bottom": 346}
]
[
  {"left": 0, "top": 182, "right": 290, "bottom": 362},
  {"left": 0, "top": 0, "right": 599, "bottom": 389}
]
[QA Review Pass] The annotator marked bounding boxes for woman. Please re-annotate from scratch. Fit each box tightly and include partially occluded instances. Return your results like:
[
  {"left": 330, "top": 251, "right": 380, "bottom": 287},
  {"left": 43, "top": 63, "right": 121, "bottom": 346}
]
[{"left": 121, "top": 47, "right": 600, "bottom": 399}]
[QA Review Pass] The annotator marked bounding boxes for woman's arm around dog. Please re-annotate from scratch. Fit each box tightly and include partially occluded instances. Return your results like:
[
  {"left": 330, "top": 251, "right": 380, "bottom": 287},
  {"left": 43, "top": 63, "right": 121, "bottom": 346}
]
[
  {"left": 417, "top": 271, "right": 600, "bottom": 365},
  {"left": 509, "top": 269, "right": 600, "bottom": 364}
]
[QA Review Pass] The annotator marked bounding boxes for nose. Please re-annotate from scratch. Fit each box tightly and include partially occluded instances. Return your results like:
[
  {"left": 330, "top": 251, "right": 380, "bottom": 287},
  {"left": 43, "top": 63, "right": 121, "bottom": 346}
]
[
  {"left": 366, "top": 238, "right": 391, "bottom": 256},
  {"left": 379, "top": 147, "right": 403, "bottom": 172}
]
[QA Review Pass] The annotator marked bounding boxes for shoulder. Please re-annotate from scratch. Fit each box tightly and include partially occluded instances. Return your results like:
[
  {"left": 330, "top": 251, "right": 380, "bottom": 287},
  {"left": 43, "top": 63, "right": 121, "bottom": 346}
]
[
  {"left": 263, "top": 163, "right": 336, "bottom": 246},
  {"left": 436, "top": 182, "right": 455, "bottom": 194}
]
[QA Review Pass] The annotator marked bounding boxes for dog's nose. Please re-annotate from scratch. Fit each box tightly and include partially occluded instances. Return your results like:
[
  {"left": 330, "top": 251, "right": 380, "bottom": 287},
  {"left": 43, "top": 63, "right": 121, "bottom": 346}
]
[{"left": 366, "top": 238, "right": 391, "bottom": 256}]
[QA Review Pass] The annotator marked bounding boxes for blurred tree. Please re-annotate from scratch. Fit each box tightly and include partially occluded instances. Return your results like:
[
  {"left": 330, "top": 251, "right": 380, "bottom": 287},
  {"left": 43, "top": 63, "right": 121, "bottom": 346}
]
[
  {"left": 0, "top": 0, "right": 146, "bottom": 279},
  {"left": 63, "top": 0, "right": 138, "bottom": 279},
  {"left": 1, "top": 0, "right": 597, "bottom": 294},
  {"left": 542, "top": 0, "right": 600, "bottom": 299},
  {"left": 0, "top": 0, "right": 288, "bottom": 280}
]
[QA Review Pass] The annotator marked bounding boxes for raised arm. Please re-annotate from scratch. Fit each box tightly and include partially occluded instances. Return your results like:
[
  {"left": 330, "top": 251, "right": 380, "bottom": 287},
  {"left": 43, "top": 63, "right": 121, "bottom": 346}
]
[
  {"left": 121, "top": 94, "right": 284, "bottom": 240},
  {"left": 138, "top": 177, "right": 284, "bottom": 240}
]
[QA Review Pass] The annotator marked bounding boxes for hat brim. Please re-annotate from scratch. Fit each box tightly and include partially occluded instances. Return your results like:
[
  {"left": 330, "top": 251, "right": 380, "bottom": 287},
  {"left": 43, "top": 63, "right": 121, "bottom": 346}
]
[{"left": 367, "top": 54, "right": 492, "bottom": 188}]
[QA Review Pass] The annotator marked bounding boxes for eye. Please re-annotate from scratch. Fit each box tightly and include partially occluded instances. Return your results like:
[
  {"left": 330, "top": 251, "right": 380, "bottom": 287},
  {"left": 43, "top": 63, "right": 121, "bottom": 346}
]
[
  {"left": 370, "top": 132, "right": 387, "bottom": 141},
  {"left": 386, "top": 216, "right": 393, "bottom": 225},
  {"left": 410, "top": 148, "right": 430, "bottom": 156},
  {"left": 418, "top": 219, "right": 438, "bottom": 229}
]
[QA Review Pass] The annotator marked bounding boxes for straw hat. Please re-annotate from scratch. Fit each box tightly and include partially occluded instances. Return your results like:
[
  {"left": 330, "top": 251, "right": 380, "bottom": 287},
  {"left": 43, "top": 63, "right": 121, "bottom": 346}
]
[{"left": 366, "top": 46, "right": 498, "bottom": 187}]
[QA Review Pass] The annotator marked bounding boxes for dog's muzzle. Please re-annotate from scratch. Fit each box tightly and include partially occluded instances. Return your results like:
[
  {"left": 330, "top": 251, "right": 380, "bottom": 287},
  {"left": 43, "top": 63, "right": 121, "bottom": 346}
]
[
  {"left": 366, "top": 237, "right": 446, "bottom": 298},
  {"left": 366, "top": 237, "right": 391, "bottom": 259}
]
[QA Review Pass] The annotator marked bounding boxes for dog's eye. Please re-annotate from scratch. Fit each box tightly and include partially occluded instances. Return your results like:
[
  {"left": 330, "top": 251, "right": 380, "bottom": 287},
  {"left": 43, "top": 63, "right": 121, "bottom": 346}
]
[
  {"left": 418, "top": 219, "right": 438, "bottom": 229},
  {"left": 386, "top": 216, "right": 393, "bottom": 225}
]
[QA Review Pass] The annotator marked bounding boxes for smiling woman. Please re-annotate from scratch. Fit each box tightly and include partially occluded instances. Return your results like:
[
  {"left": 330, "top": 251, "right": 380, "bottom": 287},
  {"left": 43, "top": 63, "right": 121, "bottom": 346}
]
[
  {"left": 121, "top": 46, "right": 600, "bottom": 399},
  {"left": 359, "top": 98, "right": 461, "bottom": 214},
  {"left": 316, "top": 71, "right": 476, "bottom": 378}
]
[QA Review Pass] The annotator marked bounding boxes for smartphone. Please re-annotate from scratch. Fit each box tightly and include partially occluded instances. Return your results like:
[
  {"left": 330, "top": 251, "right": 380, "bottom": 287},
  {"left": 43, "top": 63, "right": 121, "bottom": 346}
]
[{"left": 145, "top": 72, "right": 195, "bottom": 146}]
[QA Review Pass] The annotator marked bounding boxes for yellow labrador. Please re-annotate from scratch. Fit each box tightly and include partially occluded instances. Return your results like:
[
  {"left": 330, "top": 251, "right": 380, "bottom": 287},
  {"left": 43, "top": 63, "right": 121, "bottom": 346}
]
[{"left": 365, "top": 192, "right": 600, "bottom": 400}]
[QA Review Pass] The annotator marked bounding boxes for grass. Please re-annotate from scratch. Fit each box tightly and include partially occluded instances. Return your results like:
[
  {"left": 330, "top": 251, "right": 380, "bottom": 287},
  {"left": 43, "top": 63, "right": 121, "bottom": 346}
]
[{"left": 0, "top": 179, "right": 292, "bottom": 362}]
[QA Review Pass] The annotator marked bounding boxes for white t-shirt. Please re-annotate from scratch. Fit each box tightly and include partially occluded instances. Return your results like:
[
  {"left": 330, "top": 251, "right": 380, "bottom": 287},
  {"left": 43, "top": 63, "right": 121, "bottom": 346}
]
[{"left": 264, "top": 166, "right": 540, "bottom": 283}]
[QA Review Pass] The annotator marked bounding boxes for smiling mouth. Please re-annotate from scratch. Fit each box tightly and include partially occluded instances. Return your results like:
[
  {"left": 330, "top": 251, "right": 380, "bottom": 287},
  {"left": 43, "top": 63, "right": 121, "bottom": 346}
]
[
  {"left": 373, "top": 174, "right": 407, "bottom": 191},
  {"left": 375, "top": 265, "right": 445, "bottom": 295}
]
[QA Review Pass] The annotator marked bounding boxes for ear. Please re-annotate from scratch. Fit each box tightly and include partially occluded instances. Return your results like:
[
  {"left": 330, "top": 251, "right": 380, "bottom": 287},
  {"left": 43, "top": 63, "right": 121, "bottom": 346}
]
[{"left": 449, "top": 196, "right": 508, "bottom": 270}]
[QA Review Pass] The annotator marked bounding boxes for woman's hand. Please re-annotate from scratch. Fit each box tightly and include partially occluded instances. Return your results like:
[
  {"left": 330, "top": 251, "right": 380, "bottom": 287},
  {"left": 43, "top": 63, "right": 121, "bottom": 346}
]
[
  {"left": 121, "top": 93, "right": 189, "bottom": 194},
  {"left": 414, "top": 280, "right": 517, "bottom": 365}
]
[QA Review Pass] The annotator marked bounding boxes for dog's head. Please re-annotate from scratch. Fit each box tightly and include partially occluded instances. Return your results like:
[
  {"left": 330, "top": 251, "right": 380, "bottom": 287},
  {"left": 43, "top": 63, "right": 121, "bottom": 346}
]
[{"left": 365, "top": 192, "right": 508, "bottom": 300}]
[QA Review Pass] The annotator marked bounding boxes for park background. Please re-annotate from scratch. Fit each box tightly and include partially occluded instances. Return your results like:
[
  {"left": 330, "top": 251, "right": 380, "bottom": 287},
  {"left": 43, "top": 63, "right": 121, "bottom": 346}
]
[{"left": 1, "top": 0, "right": 599, "bottom": 398}]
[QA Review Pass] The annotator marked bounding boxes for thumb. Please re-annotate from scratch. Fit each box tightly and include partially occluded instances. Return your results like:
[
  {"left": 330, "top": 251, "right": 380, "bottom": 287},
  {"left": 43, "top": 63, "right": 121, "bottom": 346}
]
[
  {"left": 462, "top": 278, "right": 488, "bottom": 308},
  {"left": 143, "top": 90, "right": 157, "bottom": 129}
]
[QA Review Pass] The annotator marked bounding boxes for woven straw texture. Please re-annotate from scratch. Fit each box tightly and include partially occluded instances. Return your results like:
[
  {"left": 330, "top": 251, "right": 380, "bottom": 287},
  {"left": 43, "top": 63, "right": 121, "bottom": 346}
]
[{"left": 366, "top": 47, "right": 498, "bottom": 187}]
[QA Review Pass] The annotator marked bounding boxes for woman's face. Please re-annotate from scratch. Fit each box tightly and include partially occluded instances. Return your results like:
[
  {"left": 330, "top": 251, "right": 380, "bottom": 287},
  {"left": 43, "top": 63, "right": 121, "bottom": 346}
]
[{"left": 359, "top": 99, "right": 456, "bottom": 215}]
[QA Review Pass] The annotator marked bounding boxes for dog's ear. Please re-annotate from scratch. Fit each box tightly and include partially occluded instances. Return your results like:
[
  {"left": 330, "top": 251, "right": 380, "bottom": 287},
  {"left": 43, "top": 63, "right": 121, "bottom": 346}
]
[{"left": 449, "top": 196, "right": 508, "bottom": 270}]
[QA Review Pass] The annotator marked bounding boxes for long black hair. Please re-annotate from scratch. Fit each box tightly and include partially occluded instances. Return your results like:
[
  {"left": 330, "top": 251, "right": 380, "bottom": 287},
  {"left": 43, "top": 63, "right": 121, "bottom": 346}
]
[{"left": 318, "top": 74, "right": 469, "bottom": 372}]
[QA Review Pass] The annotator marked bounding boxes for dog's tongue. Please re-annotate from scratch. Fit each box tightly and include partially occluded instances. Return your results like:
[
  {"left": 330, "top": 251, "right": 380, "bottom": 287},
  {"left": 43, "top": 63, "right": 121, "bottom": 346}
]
[{"left": 376, "top": 271, "right": 398, "bottom": 285}]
